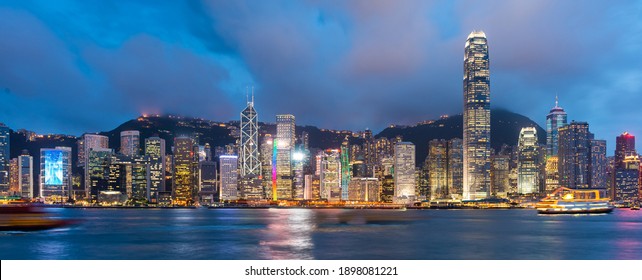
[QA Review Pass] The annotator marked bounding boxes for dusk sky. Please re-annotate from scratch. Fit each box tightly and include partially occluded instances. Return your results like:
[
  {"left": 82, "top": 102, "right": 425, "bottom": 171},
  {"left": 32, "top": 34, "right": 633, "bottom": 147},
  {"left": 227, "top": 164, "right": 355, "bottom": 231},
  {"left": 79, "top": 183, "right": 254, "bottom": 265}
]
[{"left": 1, "top": 0, "right": 641, "bottom": 152}]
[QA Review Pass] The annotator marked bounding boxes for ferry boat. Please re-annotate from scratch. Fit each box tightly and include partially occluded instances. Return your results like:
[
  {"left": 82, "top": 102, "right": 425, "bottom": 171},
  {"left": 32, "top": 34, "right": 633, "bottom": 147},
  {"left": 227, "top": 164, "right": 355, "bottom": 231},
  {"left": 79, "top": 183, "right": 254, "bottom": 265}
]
[
  {"left": 0, "top": 204, "right": 74, "bottom": 231},
  {"left": 536, "top": 187, "right": 614, "bottom": 214}
]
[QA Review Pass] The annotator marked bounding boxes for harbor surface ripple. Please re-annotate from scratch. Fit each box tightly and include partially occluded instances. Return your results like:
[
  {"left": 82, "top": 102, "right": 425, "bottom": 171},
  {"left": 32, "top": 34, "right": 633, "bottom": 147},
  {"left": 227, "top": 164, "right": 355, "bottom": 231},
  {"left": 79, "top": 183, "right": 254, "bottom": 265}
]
[{"left": 1, "top": 208, "right": 641, "bottom": 260}]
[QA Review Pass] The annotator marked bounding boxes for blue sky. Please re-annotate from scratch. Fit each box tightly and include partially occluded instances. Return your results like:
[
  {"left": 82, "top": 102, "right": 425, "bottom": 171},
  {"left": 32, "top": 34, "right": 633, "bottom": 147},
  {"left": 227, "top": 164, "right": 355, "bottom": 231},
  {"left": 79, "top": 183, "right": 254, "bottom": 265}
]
[{"left": 0, "top": 0, "right": 641, "bottom": 153}]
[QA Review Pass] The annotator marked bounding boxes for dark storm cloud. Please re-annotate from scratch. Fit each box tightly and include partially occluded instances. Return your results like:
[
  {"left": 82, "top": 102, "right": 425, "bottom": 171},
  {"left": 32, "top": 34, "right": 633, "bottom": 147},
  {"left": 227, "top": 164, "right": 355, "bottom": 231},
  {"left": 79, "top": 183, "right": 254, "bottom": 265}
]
[{"left": 0, "top": 0, "right": 641, "bottom": 152}]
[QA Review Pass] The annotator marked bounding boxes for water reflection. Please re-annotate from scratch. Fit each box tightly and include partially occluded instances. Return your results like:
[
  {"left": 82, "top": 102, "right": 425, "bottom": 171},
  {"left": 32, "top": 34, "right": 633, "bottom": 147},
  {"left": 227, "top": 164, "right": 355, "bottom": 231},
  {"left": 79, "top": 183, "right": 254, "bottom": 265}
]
[{"left": 259, "top": 209, "right": 314, "bottom": 259}]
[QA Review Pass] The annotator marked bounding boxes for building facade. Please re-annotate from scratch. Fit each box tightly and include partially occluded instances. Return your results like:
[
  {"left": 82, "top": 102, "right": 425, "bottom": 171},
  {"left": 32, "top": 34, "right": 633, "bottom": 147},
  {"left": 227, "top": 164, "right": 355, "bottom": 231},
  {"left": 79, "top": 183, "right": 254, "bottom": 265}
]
[
  {"left": 394, "top": 142, "right": 416, "bottom": 203},
  {"left": 240, "top": 94, "right": 261, "bottom": 178},
  {"left": 120, "top": 130, "right": 140, "bottom": 156},
  {"left": 463, "top": 30, "right": 491, "bottom": 200},
  {"left": 40, "top": 147, "right": 72, "bottom": 203},
  {"left": 546, "top": 97, "right": 568, "bottom": 157},
  {"left": 517, "top": 127, "right": 540, "bottom": 194}
]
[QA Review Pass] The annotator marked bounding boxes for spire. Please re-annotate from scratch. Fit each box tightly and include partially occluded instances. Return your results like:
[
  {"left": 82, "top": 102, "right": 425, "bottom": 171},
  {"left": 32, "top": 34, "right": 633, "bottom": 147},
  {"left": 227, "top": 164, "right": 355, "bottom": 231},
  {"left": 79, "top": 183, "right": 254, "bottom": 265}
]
[
  {"left": 245, "top": 86, "right": 249, "bottom": 105},
  {"left": 555, "top": 94, "right": 559, "bottom": 107},
  {"left": 251, "top": 85, "right": 254, "bottom": 105}
]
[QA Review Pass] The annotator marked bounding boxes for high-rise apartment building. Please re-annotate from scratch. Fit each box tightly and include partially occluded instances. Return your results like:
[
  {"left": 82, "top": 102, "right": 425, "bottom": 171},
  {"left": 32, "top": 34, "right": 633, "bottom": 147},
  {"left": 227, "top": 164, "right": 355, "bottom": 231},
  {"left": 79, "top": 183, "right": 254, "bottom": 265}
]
[{"left": 463, "top": 30, "right": 491, "bottom": 200}]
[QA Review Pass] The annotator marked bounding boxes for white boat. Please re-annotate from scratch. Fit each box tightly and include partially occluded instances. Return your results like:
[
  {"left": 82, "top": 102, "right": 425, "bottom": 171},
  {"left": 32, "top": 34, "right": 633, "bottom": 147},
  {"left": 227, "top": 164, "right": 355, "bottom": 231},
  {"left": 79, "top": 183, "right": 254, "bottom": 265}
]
[{"left": 536, "top": 187, "right": 614, "bottom": 214}]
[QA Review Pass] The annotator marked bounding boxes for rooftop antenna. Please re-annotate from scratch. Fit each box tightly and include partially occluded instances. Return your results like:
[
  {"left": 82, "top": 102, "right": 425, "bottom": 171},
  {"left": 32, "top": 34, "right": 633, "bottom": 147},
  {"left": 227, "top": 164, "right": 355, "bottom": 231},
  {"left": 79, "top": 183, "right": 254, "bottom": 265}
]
[
  {"left": 251, "top": 85, "right": 254, "bottom": 105},
  {"left": 555, "top": 94, "right": 559, "bottom": 107},
  {"left": 245, "top": 86, "right": 249, "bottom": 104}
]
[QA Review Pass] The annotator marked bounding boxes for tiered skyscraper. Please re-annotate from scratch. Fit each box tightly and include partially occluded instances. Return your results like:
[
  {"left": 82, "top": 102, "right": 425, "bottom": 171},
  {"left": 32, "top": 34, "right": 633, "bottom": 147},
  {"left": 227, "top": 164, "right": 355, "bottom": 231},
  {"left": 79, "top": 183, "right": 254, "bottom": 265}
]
[{"left": 463, "top": 30, "right": 491, "bottom": 200}]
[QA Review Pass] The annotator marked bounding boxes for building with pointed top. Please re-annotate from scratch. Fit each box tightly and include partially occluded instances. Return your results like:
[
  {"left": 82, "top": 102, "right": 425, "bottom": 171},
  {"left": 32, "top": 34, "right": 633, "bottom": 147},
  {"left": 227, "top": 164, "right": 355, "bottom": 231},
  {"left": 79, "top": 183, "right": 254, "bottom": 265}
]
[
  {"left": 240, "top": 88, "right": 261, "bottom": 178},
  {"left": 546, "top": 96, "right": 568, "bottom": 158}
]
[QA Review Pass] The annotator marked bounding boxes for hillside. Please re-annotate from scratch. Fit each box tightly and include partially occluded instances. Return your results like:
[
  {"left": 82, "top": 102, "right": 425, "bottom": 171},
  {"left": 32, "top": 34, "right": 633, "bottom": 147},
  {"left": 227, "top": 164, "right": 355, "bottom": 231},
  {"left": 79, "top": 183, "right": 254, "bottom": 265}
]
[{"left": 377, "top": 109, "right": 546, "bottom": 165}]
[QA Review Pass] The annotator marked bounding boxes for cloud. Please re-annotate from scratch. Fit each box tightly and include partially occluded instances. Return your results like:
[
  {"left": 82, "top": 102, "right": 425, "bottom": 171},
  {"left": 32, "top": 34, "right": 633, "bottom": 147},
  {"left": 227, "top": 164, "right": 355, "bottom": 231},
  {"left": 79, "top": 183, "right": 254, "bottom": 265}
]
[{"left": 0, "top": 0, "right": 641, "bottom": 153}]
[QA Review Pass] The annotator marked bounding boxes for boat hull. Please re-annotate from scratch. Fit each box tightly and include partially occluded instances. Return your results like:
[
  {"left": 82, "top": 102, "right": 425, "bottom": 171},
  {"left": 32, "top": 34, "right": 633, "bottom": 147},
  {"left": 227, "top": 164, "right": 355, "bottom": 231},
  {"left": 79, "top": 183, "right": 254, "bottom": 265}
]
[{"left": 537, "top": 207, "right": 614, "bottom": 214}]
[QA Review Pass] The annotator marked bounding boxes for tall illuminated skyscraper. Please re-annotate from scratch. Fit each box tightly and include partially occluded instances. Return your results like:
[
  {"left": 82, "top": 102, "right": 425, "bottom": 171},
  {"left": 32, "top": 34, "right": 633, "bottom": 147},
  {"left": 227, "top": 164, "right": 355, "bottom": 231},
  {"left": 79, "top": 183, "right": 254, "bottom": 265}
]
[
  {"left": 320, "top": 149, "right": 341, "bottom": 201},
  {"left": 546, "top": 96, "right": 567, "bottom": 157},
  {"left": 517, "top": 127, "right": 540, "bottom": 194},
  {"left": 173, "top": 136, "right": 197, "bottom": 206},
  {"left": 145, "top": 137, "right": 166, "bottom": 202},
  {"left": 393, "top": 142, "right": 416, "bottom": 203},
  {"left": 0, "top": 123, "right": 10, "bottom": 193},
  {"left": 463, "top": 30, "right": 491, "bottom": 200},
  {"left": 275, "top": 114, "right": 295, "bottom": 200},
  {"left": 240, "top": 91, "right": 261, "bottom": 178},
  {"left": 219, "top": 155, "right": 239, "bottom": 201},
  {"left": 120, "top": 130, "right": 140, "bottom": 156},
  {"left": 17, "top": 151, "right": 34, "bottom": 199},
  {"left": 78, "top": 134, "right": 109, "bottom": 199}
]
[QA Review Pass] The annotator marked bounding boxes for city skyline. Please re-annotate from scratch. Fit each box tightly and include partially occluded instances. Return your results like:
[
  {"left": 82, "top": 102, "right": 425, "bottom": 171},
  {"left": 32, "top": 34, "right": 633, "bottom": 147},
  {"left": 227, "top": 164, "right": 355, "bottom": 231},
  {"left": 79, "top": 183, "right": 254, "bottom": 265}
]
[{"left": 0, "top": 1, "right": 640, "bottom": 153}]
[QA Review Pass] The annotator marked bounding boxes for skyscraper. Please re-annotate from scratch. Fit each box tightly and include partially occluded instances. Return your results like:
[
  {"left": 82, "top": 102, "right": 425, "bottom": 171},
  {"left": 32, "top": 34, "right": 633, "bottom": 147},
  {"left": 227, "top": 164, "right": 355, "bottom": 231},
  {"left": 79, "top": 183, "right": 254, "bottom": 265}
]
[
  {"left": 614, "top": 155, "right": 639, "bottom": 203},
  {"left": 198, "top": 160, "right": 217, "bottom": 204},
  {"left": 558, "top": 122, "right": 607, "bottom": 190},
  {"left": 40, "top": 147, "right": 72, "bottom": 203},
  {"left": 173, "top": 136, "right": 196, "bottom": 206},
  {"left": 517, "top": 127, "right": 540, "bottom": 194},
  {"left": 463, "top": 30, "right": 491, "bottom": 200},
  {"left": 394, "top": 142, "right": 416, "bottom": 203},
  {"left": 87, "top": 148, "right": 113, "bottom": 202},
  {"left": 0, "top": 123, "right": 10, "bottom": 193},
  {"left": 428, "top": 139, "right": 448, "bottom": 200},
  {"left": 145, "top": 137, "right": 166, "bottom": 202},
  {"left": 120, "top": 130, "right": 140, "bottom": 156},
  {"left": 275, "top": 114, "right": 295, "bottom": 200},
  {"left": 615, "top": 132, "right": 636, "bottom": 169},
  {"left": 219, "top": 155, "right": 238, "bottom": 201},
  {"left": 320, "top": 149, "right": 341, "bottom": 202},
  {"left": 79, "top": 134, "right": 109, "bottom": 199},
  {"left": 240, "top": 91, "right": 261, "bottom": 178},
  {"left": 78, "top": 134, "right": 109, "bottom": 168},
  {"left": 589, "top": 139, "right": 607, "bottom": 190},
  {"left": 490, "top": 154, "right": 511, "bottom": 196},
  {"left": 18, "top": 151, "right": 34, "bottom": 199},
  {"left": 546, "top": 96, "right": 568, "bottom": 157},
  {"left": 447, "top": 138, "right": 464, "bottom": 198},
  {"left": 558, "top": 122, "right": 590, "bottom": 189}
]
